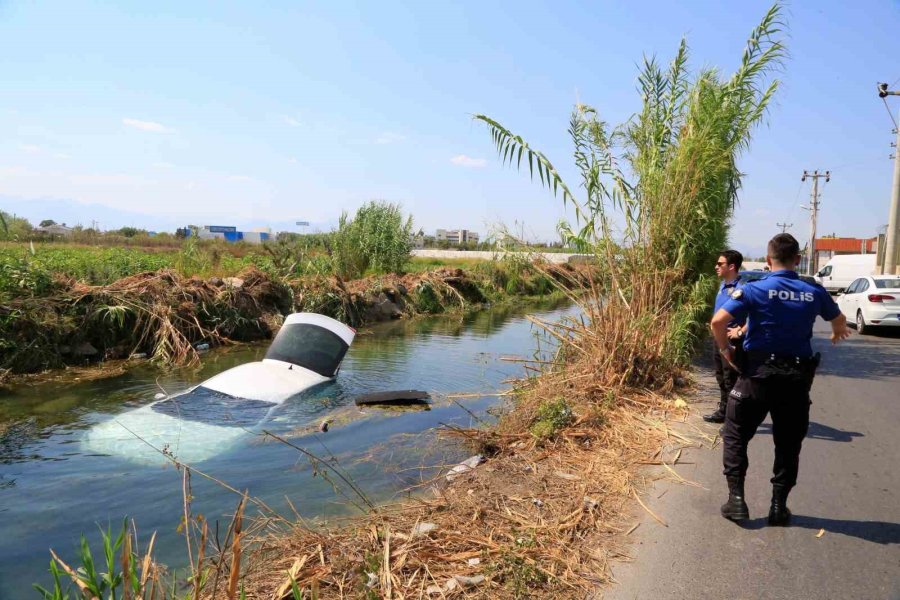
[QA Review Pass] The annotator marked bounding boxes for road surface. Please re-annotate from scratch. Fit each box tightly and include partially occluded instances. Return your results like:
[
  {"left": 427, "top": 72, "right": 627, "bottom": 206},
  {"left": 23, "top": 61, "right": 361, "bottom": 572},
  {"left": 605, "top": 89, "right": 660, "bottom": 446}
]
[{"left": 605, "top": 320, "right": 900, "bottom": 600}]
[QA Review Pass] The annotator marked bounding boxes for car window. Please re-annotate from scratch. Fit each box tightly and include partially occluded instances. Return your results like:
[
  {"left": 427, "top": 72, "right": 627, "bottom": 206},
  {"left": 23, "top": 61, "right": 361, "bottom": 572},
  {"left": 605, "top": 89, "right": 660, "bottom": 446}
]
[
  {"left": 859, "top": 279, "right": 870, "bottom": 292},
  {"left": 846, "top": 279, "right": 861, "bottom": 294},
  {"left": 820, "top": 265, "right": 832, "bottom": 277},
  {"left": 874, "top": 278, "right": 900, "bottom": 289},
  {"left": 265, "top": 323, "right": 349, "bottom": 377}
]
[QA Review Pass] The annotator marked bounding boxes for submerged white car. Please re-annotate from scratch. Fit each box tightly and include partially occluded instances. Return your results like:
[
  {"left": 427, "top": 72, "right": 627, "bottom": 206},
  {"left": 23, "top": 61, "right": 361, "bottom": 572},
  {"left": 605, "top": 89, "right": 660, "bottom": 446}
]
[
  {"left": 83, "top": 313, "right": 355, "bottom": 464},
  {"left": 837, "top": 276, "right": 900, "bottom": 334}
]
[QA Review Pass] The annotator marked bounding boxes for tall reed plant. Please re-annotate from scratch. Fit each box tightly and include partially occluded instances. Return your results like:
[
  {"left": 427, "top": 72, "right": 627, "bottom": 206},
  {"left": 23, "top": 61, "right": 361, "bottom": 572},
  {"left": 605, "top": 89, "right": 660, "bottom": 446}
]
[
  {"left": 476, "top": 3, "right": 785, "bottom": 380},
  {"left": 331, "top": 201, "right": 413, "bottom": 279}
]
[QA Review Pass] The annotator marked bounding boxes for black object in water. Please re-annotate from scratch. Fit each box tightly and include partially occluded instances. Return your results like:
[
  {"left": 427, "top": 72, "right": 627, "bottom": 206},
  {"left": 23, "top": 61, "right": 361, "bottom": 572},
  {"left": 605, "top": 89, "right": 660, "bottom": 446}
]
[{"left": 355, "top": 390, "right": 430, "bottom": 406}]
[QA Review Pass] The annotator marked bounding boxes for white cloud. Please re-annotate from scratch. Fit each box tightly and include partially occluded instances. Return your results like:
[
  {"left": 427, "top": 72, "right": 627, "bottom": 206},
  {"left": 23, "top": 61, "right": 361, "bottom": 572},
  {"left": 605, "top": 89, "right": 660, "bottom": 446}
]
[
  {"left": 20, "top": 144, "right": 42, "bottom": 154},
  {"left": 153, "top": 162, "right": 175, "bottom": 168},
  {"left": 283, "top": 116, "right": 301, "bottom": 127},
  {"left": 288, "top": 157, "right": 299, "bottom": 164},
  {"left": 226, "top": 175, "right": 254, "bottom": 182},
  {"left": 54, "top": 153, "right": 71, "bottom": 159},
  {"left": 375, "top": 131, "right": 406, "bottom": 144},
  {"left": 753, "top": 208, "right": 772, "bottom": 217},
  {"left": 450, "top": 154, "right": 487, "bottom": 168},
  {"left": 122, "top": 118, "right": 175, "bottom": 133}
]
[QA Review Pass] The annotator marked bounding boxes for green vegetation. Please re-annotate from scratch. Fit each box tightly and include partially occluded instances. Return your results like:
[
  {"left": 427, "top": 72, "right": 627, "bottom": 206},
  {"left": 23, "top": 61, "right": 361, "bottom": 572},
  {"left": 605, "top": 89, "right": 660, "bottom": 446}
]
[
  {"left": 476, "top": 3, "right": 784, "bottom": 373},
  {"left": 528, "top": 397, "right": 574, "bottom": 441},
  {"left": 331, "top": 201, "right": 413, "bottom": 279}
]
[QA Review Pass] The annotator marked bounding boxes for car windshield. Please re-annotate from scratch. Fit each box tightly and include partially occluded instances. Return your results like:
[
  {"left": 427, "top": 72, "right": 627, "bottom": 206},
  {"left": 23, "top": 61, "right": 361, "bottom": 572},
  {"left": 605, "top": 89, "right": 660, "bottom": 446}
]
[
  {"left": 265, "top": 323, "right": 349, "bottom": 377},
  {"left": 739, "top": 271, "right": 768, "bottom": 282},
  {"left": 152, "top": 386, "right": 275, "bottom": 427},
  {"left": 873, "top": 278, "right": 900, "bottom": 289}
]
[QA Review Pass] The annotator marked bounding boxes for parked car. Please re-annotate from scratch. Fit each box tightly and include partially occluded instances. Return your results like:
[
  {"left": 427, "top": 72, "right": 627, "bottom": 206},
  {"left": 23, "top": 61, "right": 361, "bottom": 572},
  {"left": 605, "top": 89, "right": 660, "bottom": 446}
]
[
  {"left": 814, "top": 254, "right": 876, "bottom": 294},
  {"left": 837, "top": 276, "right": 900, "bottom": 334}
]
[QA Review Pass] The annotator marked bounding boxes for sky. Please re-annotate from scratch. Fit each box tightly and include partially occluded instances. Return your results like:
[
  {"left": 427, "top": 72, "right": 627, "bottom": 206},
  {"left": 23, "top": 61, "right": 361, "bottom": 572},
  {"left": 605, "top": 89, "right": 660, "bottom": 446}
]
[{"left": 1, "top": 0, "right": 899, "bottom": 256}]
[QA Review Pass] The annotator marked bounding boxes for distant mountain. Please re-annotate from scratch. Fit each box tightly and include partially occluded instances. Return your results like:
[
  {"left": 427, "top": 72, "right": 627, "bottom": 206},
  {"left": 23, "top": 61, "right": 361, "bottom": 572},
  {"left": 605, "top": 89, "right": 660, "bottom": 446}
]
[{"left": 0, "top": 195, "right": 335, "bottom": 234}]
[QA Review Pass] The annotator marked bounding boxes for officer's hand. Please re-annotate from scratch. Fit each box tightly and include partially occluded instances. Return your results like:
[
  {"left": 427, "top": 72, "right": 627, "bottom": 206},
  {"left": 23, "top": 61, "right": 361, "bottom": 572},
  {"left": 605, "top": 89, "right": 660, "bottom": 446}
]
[
  {"left": 720, "top": 346, "right": 738, "bottom": 371},
  {"left": 830, "top": 324, "right": 852, "bottom": 344},
  {"left": 726, "top": 326, "right": 742, "bottom": 340}
]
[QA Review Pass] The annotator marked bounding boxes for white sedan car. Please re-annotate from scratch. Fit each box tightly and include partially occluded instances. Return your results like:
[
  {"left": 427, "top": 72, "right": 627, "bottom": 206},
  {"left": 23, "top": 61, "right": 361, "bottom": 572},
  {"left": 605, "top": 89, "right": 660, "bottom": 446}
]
[{"left": 837, "top": 276, "right": 900, "bottom": 334}]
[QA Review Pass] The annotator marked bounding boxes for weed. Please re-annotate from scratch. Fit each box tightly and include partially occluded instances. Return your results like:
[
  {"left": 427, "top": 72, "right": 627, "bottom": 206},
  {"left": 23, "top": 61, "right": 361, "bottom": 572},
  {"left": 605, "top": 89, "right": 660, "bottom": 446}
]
[{"left": 529, "top": 398, "right": 574, "bottom": 441}]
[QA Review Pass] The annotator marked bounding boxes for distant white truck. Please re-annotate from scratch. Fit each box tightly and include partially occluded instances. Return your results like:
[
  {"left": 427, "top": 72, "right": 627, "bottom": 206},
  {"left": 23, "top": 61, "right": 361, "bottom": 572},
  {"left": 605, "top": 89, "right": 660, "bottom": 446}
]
[{"left": 814, "top": 254, "right": 877, "bottom": 294}]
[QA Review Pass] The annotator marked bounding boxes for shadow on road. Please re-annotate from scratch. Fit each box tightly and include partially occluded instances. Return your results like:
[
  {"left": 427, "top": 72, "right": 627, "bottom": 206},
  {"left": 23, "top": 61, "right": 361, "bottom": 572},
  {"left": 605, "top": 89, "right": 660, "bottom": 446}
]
[
  {"left": 757, "top": 421, "right": 864, "bottom": 442},
  {"left": 739, "top": 515, "right": 900, "bottom": 544}
]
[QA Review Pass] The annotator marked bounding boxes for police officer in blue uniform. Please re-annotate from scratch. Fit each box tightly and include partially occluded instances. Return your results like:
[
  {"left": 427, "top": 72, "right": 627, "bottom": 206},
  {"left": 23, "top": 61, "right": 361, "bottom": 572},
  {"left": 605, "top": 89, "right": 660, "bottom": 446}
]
[
  {"left": 710, "top": 234, "right": 851, "bottom": 525},
  {"left": 704, "top": 249, "right": 746, "bottom": 423}
]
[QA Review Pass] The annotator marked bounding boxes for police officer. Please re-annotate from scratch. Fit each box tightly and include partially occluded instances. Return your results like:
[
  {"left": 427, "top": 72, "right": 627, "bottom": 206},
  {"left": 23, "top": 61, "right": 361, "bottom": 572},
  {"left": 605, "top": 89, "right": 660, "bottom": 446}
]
[
  {"left": 710, "top": 233, "right": 851, "bottom": 525},
  {"left": 704, "top": 249, "right": 745, "bottom": 423}
]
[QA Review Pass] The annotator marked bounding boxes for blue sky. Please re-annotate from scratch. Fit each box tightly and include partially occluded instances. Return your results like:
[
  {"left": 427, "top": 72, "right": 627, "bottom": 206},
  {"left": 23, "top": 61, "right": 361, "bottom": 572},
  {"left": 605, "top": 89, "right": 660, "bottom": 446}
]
[{"left": 1, "top": 0, "right": 898, "bottom": 256}]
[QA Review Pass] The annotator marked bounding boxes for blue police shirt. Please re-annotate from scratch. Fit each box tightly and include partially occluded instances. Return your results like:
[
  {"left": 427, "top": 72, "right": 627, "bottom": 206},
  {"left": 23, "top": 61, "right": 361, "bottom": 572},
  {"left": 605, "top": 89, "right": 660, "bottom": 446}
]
[
  {"left": 721, "top": 270, "right": 840, "bottom": 357},
  {"left": 714, "top": 276, "right": 745, "bottom": 328}
]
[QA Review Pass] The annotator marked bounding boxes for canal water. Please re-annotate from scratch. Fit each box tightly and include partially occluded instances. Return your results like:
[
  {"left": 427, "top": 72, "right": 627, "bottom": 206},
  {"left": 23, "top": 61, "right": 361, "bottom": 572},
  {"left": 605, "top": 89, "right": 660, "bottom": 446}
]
[{"left": 0, "top": 300, "right": 574, "bottom": 596}]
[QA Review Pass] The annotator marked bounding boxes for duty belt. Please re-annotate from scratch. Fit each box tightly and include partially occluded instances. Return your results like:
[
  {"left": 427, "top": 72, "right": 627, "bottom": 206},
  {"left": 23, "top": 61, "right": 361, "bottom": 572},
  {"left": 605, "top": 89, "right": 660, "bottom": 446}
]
[{"left": 745, "top": 351, "right": 816, "bottom": 366}]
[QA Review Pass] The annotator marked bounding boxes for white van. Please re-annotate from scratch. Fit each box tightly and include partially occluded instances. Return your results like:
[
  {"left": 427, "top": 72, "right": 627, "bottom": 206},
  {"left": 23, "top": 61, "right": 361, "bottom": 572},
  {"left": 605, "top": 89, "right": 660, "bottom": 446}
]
[{"left": 814, "top": 254, "right": 876, "bottom": 294}]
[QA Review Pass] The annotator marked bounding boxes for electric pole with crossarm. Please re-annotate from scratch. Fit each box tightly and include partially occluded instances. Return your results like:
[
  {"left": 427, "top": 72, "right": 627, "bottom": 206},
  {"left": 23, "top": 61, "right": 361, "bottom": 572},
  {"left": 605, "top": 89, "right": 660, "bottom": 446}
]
[
  {"left": 801, "top": 170, "right": 830, "bottom": 275},
  {"left": 878, "top": 82, "right": 900, "bottom": 274},
  {"left": 777, "top": 222, "right": 792, "bottom": 233}
]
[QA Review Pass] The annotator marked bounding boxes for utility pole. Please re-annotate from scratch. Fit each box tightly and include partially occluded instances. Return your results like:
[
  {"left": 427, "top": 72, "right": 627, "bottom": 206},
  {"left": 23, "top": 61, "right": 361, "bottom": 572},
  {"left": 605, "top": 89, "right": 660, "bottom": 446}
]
[
  {"left": 878, "top": 83, "right": 900, "bottom": 274},
  {"left": 801, "top": 170, "right": 830, "bottom": 275},
  {"left": 777, "top": 222, "right": 792, "bottom": 233}
]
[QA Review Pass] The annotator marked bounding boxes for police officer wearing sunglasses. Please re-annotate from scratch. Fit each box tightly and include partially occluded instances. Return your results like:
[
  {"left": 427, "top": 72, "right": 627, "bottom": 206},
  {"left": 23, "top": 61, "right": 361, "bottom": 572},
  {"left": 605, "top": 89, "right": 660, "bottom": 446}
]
[{"left": 710, "top": 234, "right": 851, "bottom": 525}]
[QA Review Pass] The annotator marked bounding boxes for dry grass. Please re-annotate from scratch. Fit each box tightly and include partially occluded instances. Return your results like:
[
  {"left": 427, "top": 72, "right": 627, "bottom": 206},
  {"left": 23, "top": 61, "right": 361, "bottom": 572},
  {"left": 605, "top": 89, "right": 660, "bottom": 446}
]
[{"left": 226, "top": 266, "right": 701, "bottom": 599}]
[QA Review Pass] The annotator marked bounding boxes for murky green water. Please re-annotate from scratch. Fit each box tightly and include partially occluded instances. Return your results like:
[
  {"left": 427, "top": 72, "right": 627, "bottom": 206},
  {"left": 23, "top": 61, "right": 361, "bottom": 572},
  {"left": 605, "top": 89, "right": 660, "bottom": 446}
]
[{"left": 0, "top": 300, "right": 574, "bottom": 595}]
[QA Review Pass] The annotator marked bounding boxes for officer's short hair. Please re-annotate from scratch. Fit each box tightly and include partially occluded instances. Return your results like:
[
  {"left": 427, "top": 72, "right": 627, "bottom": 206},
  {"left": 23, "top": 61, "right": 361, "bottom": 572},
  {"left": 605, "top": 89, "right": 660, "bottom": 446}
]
[
  {"left": 768, "top": 233, "right": 801, "bottom": 263},
  {"left": 720, "top": 249, "right": 743, "bottom": 270}
]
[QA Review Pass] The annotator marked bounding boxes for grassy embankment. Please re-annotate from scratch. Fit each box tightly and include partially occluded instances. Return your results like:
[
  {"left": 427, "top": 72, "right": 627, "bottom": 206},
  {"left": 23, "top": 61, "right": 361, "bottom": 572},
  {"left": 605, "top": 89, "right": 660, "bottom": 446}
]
[
  {"left": 0, "top": 236, "right": 580, "bottom": 380},
  {"left": 29, "top": 5, "right": 785, "bottom": 598}
]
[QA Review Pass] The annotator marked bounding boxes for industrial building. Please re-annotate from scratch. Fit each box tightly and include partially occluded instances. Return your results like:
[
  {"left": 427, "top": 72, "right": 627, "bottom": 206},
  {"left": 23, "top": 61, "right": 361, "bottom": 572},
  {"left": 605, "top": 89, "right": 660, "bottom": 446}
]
[
  {"left": 435, "top": 228, "right": 479, "bottom": 245},
  {"left": 190, "top": 225, "right": 272, "bottom": 244}
]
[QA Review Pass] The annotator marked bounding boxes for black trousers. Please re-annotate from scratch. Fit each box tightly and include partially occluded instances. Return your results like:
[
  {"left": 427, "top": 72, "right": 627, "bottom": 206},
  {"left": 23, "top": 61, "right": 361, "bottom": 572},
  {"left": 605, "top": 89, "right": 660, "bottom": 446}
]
[
  {"left": 722, "top": 375, "right": 811, "bottom": 489},
  {"left": 713, "top": 342, "right": 739, "bottom": 406}
]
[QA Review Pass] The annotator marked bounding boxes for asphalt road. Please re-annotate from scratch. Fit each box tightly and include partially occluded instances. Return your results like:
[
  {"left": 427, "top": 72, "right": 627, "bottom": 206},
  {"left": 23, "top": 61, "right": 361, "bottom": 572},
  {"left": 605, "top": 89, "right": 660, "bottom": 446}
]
[{"left": 605, "top": 320, "right": 900, "bottom": 600}]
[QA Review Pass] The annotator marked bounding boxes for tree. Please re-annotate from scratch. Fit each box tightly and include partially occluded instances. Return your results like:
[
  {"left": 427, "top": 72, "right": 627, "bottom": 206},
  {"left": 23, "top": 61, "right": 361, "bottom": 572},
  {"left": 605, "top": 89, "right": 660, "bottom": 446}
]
[{"left": 39, "top": 219, "right": 57, "bottom": 227}]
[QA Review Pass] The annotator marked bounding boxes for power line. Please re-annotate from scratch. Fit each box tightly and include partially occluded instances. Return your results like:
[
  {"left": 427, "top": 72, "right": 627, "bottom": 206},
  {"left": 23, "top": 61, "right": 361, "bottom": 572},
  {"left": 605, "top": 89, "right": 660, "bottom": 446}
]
[
  {"left": 882, "top": 97, "right": 898, "bottom": 130},
  {"left": 784, "top": 179, "right": 805, "bottom": 224}
]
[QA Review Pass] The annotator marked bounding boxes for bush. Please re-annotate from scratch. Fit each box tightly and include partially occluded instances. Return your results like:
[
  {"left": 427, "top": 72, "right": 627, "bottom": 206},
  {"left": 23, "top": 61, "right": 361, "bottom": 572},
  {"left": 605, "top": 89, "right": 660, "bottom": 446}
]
[
  {"left": 332, "top": 201, "right": 413, "bottom": 278},
  {"left": 529, "top": 398, "right": 574, "bottom": 441}
]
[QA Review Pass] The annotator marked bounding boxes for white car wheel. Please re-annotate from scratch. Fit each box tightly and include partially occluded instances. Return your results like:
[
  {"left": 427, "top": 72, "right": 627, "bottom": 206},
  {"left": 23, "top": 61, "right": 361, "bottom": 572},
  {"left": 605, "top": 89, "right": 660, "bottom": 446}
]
[{"left": 856, "top": 310, "right": 869, "bottom": 335}]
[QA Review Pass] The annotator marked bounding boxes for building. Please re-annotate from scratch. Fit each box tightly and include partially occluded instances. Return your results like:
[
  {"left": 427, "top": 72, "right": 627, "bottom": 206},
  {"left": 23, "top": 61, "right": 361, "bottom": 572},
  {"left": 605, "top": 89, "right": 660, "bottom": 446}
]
[
  {"left": 35, "top": 223, "right": 74, "bottom": 237},
  {"left": 192, "top": 225, "right": 271, "bottom": 245},
  {"left": 435, "top": 229, "right": 479, "bottom": 245},
  {"left": 812, "top": 236, "right": 877, "bottom": 273}
]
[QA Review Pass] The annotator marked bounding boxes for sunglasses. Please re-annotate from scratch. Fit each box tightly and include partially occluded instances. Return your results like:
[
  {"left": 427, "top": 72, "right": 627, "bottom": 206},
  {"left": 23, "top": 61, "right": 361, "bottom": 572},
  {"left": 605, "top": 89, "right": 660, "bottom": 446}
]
[{"left": 715, "top": 261, "right": 728, "bottom": 267}]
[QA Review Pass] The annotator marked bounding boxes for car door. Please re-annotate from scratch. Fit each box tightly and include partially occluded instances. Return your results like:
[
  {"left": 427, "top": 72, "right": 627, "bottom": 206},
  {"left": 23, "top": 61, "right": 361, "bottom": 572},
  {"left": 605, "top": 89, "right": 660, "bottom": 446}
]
[
  {"left": 856, "top": 278, "right": 871, "bottom": 320},
  {"left": 840, "top": 278, "right": 861, "bottom": 317},
  {"left": 817, "top": 264, "right": 834, "bottom": 290}
]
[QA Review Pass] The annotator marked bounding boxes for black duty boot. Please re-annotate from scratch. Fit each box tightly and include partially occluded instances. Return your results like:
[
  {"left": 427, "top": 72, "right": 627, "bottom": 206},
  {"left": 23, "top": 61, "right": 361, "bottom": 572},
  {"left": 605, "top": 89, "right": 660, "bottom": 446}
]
[
  {"left": 721, "top": 476, "right": 750, "bottom": 521},
  {"left": 768, "top": 484, "right": 792, "bottom": 526},
  {"left": 703, "top": 401, "right": 727, "bottom": 423}
]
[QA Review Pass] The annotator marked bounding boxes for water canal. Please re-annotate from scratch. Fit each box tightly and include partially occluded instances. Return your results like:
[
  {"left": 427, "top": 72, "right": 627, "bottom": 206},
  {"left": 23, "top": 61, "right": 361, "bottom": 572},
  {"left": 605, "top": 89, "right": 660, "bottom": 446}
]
[{"left": 0, "top": 299, "right": 575, "bottom": 595}]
